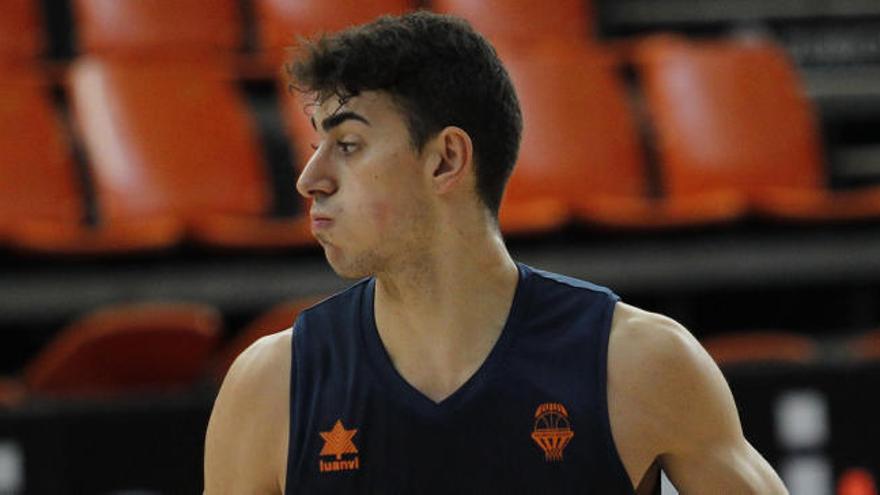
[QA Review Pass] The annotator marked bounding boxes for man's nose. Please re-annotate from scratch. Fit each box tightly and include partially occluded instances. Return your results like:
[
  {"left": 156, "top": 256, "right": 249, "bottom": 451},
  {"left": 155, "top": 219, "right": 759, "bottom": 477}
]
[{"left": 296, "top": 151, "right": 337, "bottom": 199}]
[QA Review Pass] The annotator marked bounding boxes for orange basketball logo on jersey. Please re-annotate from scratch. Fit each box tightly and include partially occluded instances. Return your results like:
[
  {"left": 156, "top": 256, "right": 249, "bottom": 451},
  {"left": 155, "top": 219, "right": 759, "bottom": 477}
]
[
  {"left": 318, "top": 419, "right": 360, "bottom": 472},
  {"left": 531, "top": 402, "right": 575, "bottom": 462}
]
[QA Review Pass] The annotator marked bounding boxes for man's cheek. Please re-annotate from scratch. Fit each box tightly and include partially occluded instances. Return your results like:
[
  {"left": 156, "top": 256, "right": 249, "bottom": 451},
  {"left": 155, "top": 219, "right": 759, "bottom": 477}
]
[{"left": 369, "top": 201, "right": 393, "bottom": 231}]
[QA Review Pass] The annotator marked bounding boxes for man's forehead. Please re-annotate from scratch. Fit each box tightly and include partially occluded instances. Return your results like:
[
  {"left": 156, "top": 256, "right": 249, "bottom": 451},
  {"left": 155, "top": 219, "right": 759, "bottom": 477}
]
[{"left": 309, "top": 91, "right": 387, "bottom": 121}]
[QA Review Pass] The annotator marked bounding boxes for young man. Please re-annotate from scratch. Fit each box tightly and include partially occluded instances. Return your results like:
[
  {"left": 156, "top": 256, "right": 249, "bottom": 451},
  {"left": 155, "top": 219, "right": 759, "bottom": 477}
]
[{"left": 204, "top": 11, "right": 788, "bottom": 494}]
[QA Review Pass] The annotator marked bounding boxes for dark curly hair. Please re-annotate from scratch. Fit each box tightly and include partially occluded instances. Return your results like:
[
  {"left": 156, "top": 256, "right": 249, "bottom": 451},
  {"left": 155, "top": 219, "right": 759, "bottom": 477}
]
[{"left": 287, "top": 10, "right": 522, "bottom": 216}]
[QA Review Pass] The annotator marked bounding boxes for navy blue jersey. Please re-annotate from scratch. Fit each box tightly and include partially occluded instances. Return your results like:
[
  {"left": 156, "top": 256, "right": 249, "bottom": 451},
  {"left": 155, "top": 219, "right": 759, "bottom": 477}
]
[{"left": 285, "top": 262, "right": 635, "bottom": 494}]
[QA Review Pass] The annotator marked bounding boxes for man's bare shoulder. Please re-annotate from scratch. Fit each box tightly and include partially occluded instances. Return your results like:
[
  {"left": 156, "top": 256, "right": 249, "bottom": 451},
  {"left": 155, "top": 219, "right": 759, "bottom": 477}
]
[
  {"left": 606, "top": 302, "right": 704, "bottom": 488},
  {"left": 225, "top": 329, "right": 292, "bottom": 392},
  {"left": 608, "top": 302, "right": 706, "bottom": 383},
  {"left": 607, "top": 302, "right": 730, "bottom": 436},
  {"left": 215, "top": 328, "right": 292, "bottom": 418},
  {"left": 609, "top": 301, "right": 687, "bottom": 347},
  {"left": 204, "top": 329, "right": 292, "bottom": 494},
  {"left": 607, "top": 302, "right": 787, "bottom": 494}
]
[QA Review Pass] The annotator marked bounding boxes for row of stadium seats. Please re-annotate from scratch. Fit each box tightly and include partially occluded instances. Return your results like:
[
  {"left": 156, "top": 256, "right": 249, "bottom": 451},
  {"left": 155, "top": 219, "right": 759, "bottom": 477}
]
[
  {"left": 0, "top": 296, "right": 877, "bottom": 409},
  {"left": 0, "top": 0, "right": 596, "bottom": 65},
  {"left": 702, "top": 331, "right": 880, "bottom": 366},
  {"left": 498, "top": 35, "right": 880, "bottom": 233},
  {"left": 0, "top": 297, "right": 320, "bottom": 408},
  {"left": 5, "top": 33, "right": 880, "bottom": 254},
  {"left": 1, "top": 60, "right": 316, "bottom": 254}
]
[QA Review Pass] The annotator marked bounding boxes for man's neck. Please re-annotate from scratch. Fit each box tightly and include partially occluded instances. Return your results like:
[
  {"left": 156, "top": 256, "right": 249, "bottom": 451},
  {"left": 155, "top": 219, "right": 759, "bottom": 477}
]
[{"left": 372, "top": 226, "right": 519, "bottom": 403}]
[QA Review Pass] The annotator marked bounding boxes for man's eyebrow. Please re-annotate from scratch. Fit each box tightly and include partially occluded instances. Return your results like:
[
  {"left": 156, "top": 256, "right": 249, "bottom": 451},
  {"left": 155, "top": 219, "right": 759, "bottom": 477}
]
[{"left": 311, "top": 111, "right": 371, "bottom": 132}]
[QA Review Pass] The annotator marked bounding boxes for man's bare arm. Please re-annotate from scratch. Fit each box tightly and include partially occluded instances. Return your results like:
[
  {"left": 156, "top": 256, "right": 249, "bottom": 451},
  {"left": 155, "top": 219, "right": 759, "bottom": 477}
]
[
  {"left": 609, "top": 303, "right": 788, "bottom": 494},
  {"left": 204, "top": 329, "right": 291, "bottom": 494}
]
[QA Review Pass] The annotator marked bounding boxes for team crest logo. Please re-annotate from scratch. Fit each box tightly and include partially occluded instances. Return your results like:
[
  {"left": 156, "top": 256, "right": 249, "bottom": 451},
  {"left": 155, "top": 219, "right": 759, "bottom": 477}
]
[
  {"left": 531, "top": 402, "right": 574, "bottom": 462},
  {"left": 319, "top": 419, "right": 360, "bottom": 472}
]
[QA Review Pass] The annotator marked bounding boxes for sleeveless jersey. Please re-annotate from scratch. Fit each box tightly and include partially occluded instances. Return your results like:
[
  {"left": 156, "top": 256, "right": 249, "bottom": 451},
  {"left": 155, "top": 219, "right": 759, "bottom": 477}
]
[{"left": 285, "top": 262, "right": 636, "bottom": 494}]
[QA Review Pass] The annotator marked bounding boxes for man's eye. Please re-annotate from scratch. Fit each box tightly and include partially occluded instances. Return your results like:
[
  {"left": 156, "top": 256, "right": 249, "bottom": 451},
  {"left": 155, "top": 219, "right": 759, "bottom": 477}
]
[{"left": 338, "top": 141, "right": 357, "bottom": 154}]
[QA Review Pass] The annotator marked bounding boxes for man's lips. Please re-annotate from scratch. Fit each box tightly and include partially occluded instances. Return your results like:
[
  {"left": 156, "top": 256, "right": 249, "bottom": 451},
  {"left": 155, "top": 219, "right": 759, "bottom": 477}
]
[{"left": 310, "top": 213, "right": 334, "bottom": 230}]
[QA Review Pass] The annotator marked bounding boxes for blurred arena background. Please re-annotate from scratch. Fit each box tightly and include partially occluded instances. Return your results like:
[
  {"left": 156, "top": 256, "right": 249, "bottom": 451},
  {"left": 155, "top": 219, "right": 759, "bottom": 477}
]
[{"left": 1, "top": 0, "right": 880, "bottom": 493}]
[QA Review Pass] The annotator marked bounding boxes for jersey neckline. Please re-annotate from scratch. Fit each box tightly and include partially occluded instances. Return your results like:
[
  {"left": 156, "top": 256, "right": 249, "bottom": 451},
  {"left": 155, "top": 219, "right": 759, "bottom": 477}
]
[{"left": 359, "top": 262, "right": 532, "bottom": 418}]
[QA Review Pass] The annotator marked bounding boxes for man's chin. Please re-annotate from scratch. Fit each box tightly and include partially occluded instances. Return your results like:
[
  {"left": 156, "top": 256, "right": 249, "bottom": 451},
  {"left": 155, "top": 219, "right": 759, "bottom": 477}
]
[
  {"left": 327, "top": 261, "right": 372, "bottom": 280},
  {"left": 322, "top": 246, "right": 372, "bottom": 280}
]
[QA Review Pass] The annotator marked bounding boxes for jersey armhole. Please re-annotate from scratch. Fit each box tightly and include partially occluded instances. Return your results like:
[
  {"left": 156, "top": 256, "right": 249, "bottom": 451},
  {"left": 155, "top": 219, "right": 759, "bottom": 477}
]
[
  {"left": 284, "top": 316, "right": 303, "bottom": 495},
  {"left": 598, "top": 297, "right": 637, "bottom": 494}
]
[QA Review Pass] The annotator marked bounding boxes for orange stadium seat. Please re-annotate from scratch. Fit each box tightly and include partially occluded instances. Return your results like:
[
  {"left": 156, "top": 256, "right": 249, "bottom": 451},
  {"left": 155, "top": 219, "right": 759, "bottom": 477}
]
[
  {"left": 213, "top": 296, "right": 322, "bottom": 381},
  {"left": 844, "top": 329, "right": 880, "bottom": 362},
  {"left": 0, "top": 303, "right": 221, "bottom": 406},
  {"left": 0, "top": 378, "right": 24, "bottom": 407},
  {"left": 496, "top": 41, "right": 741, "bottom": 234},
  {"left": 433, "top": 0, "right": 594, "bottom": 43},
  {"left": 69, "top": 58, "right": 314, "bottom": 250},
  {"left": 256, "top": 0, "right": 412, "bottom": 54},
  {"left": 0, "top": 74, "right": 81, "bottom": 244},
  {"left": 837, "top": 468, "right": 878, "bottom": 495},
  {"left": 635, "top": 35, "right": 880, "bottom": 222},
  {"left": 0, "top": 72, "right": 182, "bottom": 254},
  {"left": 702, "top": 331, "right": 818, "bottom": 367},
  {"left": 72, "top": 0, "right": 242, "bottom": 59},
  {"left": 0, "top": 0, "right": 44, "bottom": 64}
]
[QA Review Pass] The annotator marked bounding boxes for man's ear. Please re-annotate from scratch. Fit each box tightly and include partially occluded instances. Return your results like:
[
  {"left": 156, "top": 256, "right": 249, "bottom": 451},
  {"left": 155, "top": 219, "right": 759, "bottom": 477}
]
[{"left": 427, "top": 126, "right": 473, "bottom": 195}]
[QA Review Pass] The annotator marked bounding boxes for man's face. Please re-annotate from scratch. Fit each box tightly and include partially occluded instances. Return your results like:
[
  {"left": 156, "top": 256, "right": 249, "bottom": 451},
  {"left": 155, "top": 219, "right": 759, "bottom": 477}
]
[{"left": 296, "top": 91, "right": 435, "bottom": 279}]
